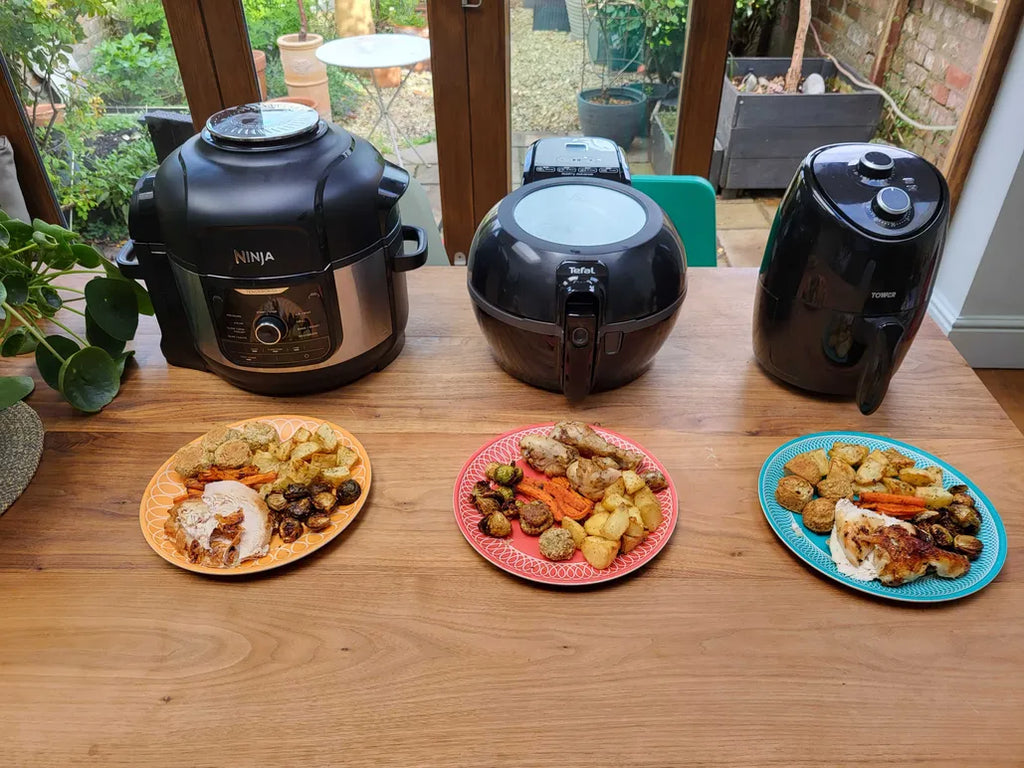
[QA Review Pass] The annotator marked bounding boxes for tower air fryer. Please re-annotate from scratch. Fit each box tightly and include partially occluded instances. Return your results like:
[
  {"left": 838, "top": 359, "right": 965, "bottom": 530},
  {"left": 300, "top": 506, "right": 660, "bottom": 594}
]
[{"left": 753, "top": 143, "right": 950, "bottom": 415}]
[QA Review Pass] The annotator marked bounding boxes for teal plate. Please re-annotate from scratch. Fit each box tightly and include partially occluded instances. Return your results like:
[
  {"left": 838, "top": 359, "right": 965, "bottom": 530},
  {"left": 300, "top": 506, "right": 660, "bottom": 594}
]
[{"left": 758, "top": 431, "right": 1008, "bottom": 603}]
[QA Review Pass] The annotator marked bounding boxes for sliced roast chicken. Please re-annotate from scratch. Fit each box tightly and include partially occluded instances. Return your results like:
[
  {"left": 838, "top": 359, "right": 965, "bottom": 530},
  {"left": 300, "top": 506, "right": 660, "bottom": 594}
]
[{"left": 519, "top": 434, "right": 579, "bottom": 477}]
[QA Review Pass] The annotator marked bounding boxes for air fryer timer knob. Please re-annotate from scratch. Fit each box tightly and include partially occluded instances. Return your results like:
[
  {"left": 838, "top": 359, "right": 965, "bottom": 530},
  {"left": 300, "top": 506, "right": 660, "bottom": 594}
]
[
  {"left": 872, "top": 186, "right": 912, "bottom": 222},
  {"left": 858, "top": 150, "right": 895, "bottom": 180},
  {"left": 254, "top": 315, "right": 287, "bottom": 345}
]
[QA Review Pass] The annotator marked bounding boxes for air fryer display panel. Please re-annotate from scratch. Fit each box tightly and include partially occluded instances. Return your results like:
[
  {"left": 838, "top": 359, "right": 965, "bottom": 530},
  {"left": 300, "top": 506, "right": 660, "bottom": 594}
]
[{"left": 207, "top": 281, "right": 335, "bottom": 367}]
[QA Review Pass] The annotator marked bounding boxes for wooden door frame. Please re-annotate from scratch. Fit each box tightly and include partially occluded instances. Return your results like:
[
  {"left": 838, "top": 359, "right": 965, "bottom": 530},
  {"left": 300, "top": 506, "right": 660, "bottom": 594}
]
[
  {"left": 671, "top": 0, "right": 1023, "bottom": 213},
  {"left": 427, "top": 0, "right": 511, "bottom": 262}
]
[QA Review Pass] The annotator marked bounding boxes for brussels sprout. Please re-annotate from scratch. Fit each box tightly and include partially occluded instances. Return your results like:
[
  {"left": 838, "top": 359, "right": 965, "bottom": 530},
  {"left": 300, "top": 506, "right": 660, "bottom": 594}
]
[
  {"left": 493, "top": 485, "right": 515, "bottom": 504},
  {"left": 948, "top": 504, "right": 982, "bottom": 535},
  {"left": 954, "top": 535, "right": 983, "bottom": 560},
  {"left": 485, "top": 461, "right": 524, "bottom": 487},
  {"left": 641, "top": 469, "right": 668, "bottom": 492},
  {"left": 286, "top": 497, "right": 312, "bottom": 520},
  {"left": 914, "top": 524, "right": 934, "bottom": 544},
  {"left": 308, "top": 481, "right": 332, "bottom": 496},
  {"left": 478, "top": 511, "right": 512, "bottom": 537},
  {"left": 284, "top": 483, "right": 310, "bottom": 501},
  {"left": 305, "top": 514, "right": 332, "bottom": 531},
  {"left": 266, "top": 492, "right": 289, "bottom": 513},
  {"left": 279, "top": 517, "right": 303, "bottom": 542},
  {"left": 929, "top": 524, "right": 954, "bottom": 548},
  {"left": 912, "top": 510, "right": 941, "bottom": 526},
  {"left": 312, "top": 491, "right": 337, "bottom": 512},
  {"left": 336, "top": 479, "right": 362, "bottom": 506}
]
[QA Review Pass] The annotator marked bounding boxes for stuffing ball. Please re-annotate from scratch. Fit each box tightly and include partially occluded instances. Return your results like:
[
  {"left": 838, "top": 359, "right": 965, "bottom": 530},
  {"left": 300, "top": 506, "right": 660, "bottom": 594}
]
[{"left": 538, "top": 528, "right": 576, "bottom": 561}]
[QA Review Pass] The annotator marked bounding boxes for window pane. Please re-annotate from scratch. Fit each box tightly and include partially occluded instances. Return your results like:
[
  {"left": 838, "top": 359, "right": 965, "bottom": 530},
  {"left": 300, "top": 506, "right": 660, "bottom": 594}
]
[{"left": 0, "top": 0, "right": 187, "bottom": 243}]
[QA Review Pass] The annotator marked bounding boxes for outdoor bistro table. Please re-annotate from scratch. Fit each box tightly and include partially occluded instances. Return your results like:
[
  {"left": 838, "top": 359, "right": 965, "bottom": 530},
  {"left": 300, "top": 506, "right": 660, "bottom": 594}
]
[
  {"left": 316, "top": 33, "right": 431, "bottom": 169},
  {"left": 2, "top": 267, "right": 1023, "bottom": 765}
]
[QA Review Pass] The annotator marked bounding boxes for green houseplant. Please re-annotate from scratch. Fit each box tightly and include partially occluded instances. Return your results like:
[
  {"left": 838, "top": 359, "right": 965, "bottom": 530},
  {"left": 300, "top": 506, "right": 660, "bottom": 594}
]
[{"left": 0, "top": 211, "right": 151, "bottom": 413}]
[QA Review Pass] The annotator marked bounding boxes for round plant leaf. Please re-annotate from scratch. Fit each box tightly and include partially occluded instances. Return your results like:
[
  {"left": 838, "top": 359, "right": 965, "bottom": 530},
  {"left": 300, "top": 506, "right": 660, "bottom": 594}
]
[
  {"left": 114, "top": 350, "right": 135, "bottom": 378},
  {"left": 84, "top": 277, "right": 138, "bottom": 341},
  {"left": 33, "top": 218, "right": 72, "bottom": 240},
  {"left": 1, "top": 327, "right": 39, "bottom": 357},
  {"left": 0, "top": 210, "right": 9, "bottom": 221},
  {"left": 32, "top": 230, "right": 58, "bottom": 250},
  {"left": 58, "top": 346, "right": 120, "bottom": 413},
  {"left": 38, "top": 285, "right": 62, "bottom": 311},
  {"left": 101, "top": 258, "right": 127, "bottom": 281},
  {"left": 2, "top": 275, "right": 28, "bottom": 306},
  {"left": 29, "top": 287, "right": 59, "bottom": 318},
  {"left": 0, "top": 223, "right": 9, "bottom": 249},
  {"left": 48, "top": 238, "right": 76, "bottom": 269},
  {"left": 133, "top": 282, "right": 154, "bottom": 316},
  {"left": 0, "top": 256, "right": 34, "bottom": 279},
  {"left": 0, "top": 375, "right": 34, "bottom": 410},
  {"left": 2, "top": 220, "right": 34, "bottom": 250},
  {"left": 0, "top": 280, "right": 5, "bottom": 305},
  {"left": 35, "top": 335, "right": 80, "bottom": 391},
  {"left": 71, "top": 243, "right": 102, "bottom": 268},
  {"left": 84, "top": 308, "right": 126, "bottom": 356}
]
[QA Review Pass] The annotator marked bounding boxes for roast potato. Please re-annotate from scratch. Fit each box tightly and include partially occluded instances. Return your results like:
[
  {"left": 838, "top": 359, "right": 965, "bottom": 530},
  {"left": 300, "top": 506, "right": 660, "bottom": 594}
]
[
  {"left": 581, "top": 536, "right": 619, "bottom": 570},
  {"left": 783, "top": 449, "right": 830, "bottom": 484},
  {"left": 829, "top": 442, "right": 869, "bottom": 467},
  {"left": 600, "top": 507, "right": 631, "bottom": 541},
  {"left": 633, "top": 486, "right": 663, "bottom": 531},
  {"left": 621, "top": 470, "right": 645, "bottom": 495},
  {"left": 900, "top": 466, "right": 943, "bottom": 486},
  {"left": 882, "top": 477, "right": 917, "bottom": 496},
  {"left": 915, "top": 485, "right": 954, "bottom": 509},
  {"left": 600, "top": 493, "right": 629, "bottom": 514},
  {"left": 292, "top": 427, "right": 311, "bottom": 444},
  {"left": 561, "top": 517, "right": 586, "bottom": 549},
  {"left": 775, "top": 475, "right": 814, "bottom": 513},
  {"left": 336, "top": 446, "right": 360, "bottom": 470},
  {"left": 584, "top": 511, "right": 611, "bottom": 537},
  {"left": 314, "top": 423, "right": 338, "bottom": 452},
  {"left": 620, "top": 532, "right": 646, "bottom": 554},
  {"left": 602, "top": 477, "right": 627, "bottom": 501}
]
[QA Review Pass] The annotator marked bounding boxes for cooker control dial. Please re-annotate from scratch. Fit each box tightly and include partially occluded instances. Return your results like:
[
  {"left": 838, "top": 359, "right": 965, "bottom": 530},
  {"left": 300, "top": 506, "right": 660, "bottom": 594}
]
[
  {"left": 254, "top": 315, "right": 287, "bottom": 345},
  {"left": 858, "top": 150, "right": 895, "bottom": 180},
  {"left": 872, "top": 186, "right": 912, "bottom": 222}
]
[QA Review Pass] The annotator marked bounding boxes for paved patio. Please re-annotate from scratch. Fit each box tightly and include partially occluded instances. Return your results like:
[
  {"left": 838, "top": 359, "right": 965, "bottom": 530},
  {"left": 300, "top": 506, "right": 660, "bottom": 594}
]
[{"left": 386, "top": 134, "right": 781, "bottom": 268}]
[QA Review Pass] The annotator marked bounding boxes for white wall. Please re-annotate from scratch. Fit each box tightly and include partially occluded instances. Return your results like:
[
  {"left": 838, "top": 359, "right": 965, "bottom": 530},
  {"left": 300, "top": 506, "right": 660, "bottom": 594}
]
[{"left": 928, "top": 22, "right": 1024, "bottom": 367}]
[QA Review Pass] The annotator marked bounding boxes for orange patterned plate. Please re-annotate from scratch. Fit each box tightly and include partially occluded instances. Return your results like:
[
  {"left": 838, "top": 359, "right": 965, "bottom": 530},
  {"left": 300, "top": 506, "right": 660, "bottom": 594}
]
[{"left": 139, "top": 415, "right": 371, "bottom": 576}]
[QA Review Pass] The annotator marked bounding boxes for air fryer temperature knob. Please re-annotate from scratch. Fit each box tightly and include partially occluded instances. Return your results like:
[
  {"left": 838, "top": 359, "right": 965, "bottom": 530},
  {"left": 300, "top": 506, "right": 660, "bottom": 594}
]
[
  {"left": 872, "top": 186, "right": 912, "bottom": 222},
  {"left": 858, "top": 150, "right": 895, "bottom": 179},
  {"left": 254, "top": 315, "right": 287, "bottom": 345}
]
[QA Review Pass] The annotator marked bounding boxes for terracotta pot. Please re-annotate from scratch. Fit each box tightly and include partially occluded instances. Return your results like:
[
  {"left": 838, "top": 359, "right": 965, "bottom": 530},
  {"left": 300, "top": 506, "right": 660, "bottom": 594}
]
[
  {"left": 252, "top": 49, "right": 267, "bottom": 99},
  {"left": 336, "top": 0, "right": 375, "bottom": 36},
  {"left": 26, "top": 103, "right": 65, "bottom": 127},
  {"left": 371, "top": 67, "right": 402, "bottom": 88},
  {"left": 268, "top": 96, "right": 318, "bottom": 110},
  {"left": 277, "top": 32, "right": 331, "bottom": 119}
]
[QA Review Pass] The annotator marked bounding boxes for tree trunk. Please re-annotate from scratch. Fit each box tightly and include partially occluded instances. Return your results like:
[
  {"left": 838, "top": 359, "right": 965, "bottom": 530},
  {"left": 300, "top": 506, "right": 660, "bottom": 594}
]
[{"left": 785, "top": 0, "right": 811, "bottom": 92}]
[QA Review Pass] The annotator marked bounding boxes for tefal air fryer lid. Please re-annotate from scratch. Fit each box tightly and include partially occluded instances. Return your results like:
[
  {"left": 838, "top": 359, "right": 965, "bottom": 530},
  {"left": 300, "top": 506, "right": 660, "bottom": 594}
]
[
  {"left": 202, "top": 102, "right": 326, "bottom": 149},
  {"left": 469, "top": 177, "right": 683, "bottom": 325},
  {"left": 810, "top": 144, "right": 945, "bottom": 238}
]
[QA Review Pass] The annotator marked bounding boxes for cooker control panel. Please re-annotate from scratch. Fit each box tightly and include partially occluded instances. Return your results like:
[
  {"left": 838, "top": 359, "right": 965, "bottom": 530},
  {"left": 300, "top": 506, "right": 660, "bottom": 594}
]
[{"left": 206, "top": 281, "right": 335, "bottom": 367}]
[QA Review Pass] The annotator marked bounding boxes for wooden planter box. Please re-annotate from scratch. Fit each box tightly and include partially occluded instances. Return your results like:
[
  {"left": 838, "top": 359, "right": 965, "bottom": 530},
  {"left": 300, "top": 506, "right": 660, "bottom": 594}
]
[
  {"left": 716, "top": 57, "right": 883, "bottom": 192},
  {"left": 650, "top": 109, "right": 722, "bottom": 185}
]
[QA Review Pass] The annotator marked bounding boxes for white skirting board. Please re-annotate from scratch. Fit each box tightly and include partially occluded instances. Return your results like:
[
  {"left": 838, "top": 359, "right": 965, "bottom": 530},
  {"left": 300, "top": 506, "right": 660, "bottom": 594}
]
[{"left": 930, "top": 296, "right": 1024, "bottom": 368}]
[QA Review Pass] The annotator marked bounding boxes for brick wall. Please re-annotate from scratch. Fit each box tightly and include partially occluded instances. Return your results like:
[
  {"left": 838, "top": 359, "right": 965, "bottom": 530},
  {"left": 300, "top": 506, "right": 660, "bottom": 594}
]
[{"left": 808, "top": 0, "right": 991, "bottom": 165}]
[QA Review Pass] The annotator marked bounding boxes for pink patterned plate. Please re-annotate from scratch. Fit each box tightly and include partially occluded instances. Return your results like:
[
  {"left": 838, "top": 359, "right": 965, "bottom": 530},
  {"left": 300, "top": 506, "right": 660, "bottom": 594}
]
[{"left": 452, "top": 424, "right": 678, "bottom": 586}]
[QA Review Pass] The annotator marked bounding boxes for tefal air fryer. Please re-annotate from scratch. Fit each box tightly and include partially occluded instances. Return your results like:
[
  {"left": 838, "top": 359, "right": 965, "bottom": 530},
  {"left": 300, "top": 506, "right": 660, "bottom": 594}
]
[{"left": 753, "top": 143, "right": 949, "bottom": 415}]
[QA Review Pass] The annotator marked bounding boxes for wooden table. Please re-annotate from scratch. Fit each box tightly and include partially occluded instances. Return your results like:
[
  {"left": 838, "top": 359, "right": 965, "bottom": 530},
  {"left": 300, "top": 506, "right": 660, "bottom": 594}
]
[{"left": 2, "top": 267, "right": 1022, "bottom": 766}]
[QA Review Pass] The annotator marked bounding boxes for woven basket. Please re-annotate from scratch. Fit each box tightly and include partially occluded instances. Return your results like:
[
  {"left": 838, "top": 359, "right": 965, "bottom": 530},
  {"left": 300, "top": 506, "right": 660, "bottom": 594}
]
[{"left": 0, "top": 402, "right": 44, "bottom": 516}]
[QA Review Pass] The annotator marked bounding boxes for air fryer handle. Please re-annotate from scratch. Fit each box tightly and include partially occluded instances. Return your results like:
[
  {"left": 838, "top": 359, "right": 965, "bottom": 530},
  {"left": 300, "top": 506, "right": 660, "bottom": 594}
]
[
  {"left": 562, "top": 311, "right": 597, "bottom": 401},
  {"left": 856, "top": 320, "right": 905, "bottom": 415},
  {"left": 115, "top": 240, "right": 144, "bottom": 278},
  {"left": 392, "top": 224, "right": 427, "bottom": 272}
]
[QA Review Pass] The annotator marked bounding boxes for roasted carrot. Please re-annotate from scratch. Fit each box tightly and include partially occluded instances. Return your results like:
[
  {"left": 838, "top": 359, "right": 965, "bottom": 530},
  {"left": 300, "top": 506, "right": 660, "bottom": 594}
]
[
  {"left": 858, "top": 502, "right": 922, "bottom": 518},
  {"left": 171, "top": 492, "right": 190, "bottom": 504},
  {"left": 171, "top": 488, "right": 204, "bottom": 504},
  {"left": 239, "top": 472, "right": 277, "bottom": 487},
  {"left": 516, "top": 479, "right": 565, "bottom": 521},
  {"left": 547, "top": 476, "right": 594, "bottom": 513},
  {"left": 857, "top": 492, "right": 925, "bottom": 507}
]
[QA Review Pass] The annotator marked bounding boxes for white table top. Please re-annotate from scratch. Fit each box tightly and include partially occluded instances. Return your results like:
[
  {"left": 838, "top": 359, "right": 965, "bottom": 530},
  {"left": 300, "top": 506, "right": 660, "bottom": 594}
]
[{"left": 316, "top": 34, "right": 431, "bottom": 70}]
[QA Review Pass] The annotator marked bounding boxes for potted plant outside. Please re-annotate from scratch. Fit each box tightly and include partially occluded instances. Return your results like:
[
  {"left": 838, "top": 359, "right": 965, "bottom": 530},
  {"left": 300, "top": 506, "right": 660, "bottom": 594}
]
[
  {"left": 577, "top": 0, "right": 647, "bottom": 150},
  {"left": 277, "top": 0, "right": 332, "bottom": 118},
  {"left": 715, "top": 0, "right": 883, "bottom": 191}
]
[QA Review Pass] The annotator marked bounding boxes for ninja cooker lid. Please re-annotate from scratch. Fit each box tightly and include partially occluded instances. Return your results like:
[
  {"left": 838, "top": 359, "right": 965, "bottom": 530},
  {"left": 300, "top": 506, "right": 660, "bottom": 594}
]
[
  {"left": 202, "top": 102, "right": 325, "bottom": 150},
  {"left": 810, "top": 144, "right": 946, "bottom": 239},
  {"left": 468, "top": 177, "right": 685, "bottom": 325}
]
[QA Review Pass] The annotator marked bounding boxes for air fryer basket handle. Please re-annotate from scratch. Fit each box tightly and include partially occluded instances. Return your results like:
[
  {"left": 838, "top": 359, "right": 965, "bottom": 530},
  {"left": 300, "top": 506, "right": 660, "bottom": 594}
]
[
  {"left": 856, "top": 320, "right": 905, "bottom": 415},
  {"left": 562, "top": 311, "right": 597, "bottom": 401},
  {"left": 392, "top": 224, "right": 428, "bottom": 272}
]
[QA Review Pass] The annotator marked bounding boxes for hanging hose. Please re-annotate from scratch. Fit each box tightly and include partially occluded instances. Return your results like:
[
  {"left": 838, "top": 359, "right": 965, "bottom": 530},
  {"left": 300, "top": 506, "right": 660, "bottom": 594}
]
[{"left": 808, "top": 20, "right": 958, "bottom": 132}]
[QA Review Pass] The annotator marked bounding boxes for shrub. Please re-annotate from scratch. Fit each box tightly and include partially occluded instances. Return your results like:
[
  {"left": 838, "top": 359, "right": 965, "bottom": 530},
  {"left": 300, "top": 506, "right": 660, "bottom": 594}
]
[
  {"left": 373, "top": 0, "right": 426, "bottom": 31},
  {"left": 90, "top": 32, "right": 184, "bottom": 106}
]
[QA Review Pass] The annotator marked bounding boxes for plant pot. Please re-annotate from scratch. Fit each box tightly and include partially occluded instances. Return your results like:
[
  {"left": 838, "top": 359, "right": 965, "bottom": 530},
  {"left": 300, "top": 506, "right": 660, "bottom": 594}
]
[
  {"left": 336, "top": 0, "right": 375, "bottom": 37},
  {"left": 268, "top": 96, "right": 318, "bottom": 109},
  {"left": 26, "top": 103, "right": 65, "bottom": 127},
  {"left": 277, "top": 33, "right": 331, "bottom": 119},
  {"left": 252, "top": 49, "right": 267, "bottom": 99},
  {"left": 716, "top": 57, "right": 883, "bottom": 192},
  {"left": 577, "top": 87, "right": 645, "bottom": 150},
  {"left": 371, "top": 67, "right": 403, "bottom": 88},
  {"left": 565, "top": 0, "right": 588, "bottom": 40}
]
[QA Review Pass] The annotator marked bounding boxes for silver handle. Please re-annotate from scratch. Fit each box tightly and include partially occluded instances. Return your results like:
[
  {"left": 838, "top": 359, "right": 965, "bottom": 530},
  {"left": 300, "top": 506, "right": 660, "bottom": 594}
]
[{"left": 462, "top": 0, "right": 482, "bottom": 7}]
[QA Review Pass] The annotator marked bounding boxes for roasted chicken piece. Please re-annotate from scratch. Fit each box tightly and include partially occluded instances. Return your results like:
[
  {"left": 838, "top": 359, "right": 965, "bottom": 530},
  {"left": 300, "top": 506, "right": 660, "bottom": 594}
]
[
  {"left": 834, "top": 501, "right": 970, "bottom": 586},
  {"left": 520, "top": 434, "right": 579, "bottom": 477},
  {"left": 566, "top": 458, "right": 622, "bottom": 501},
  {"left": 548, "top": 421, "right": 643, "bottom": 470}
]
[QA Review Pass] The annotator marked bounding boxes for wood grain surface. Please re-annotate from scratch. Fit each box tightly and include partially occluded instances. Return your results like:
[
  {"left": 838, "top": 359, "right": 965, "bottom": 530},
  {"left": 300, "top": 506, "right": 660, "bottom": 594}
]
[{"left": 2, "top": 268, "right": 1022, "bottom": 767}]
